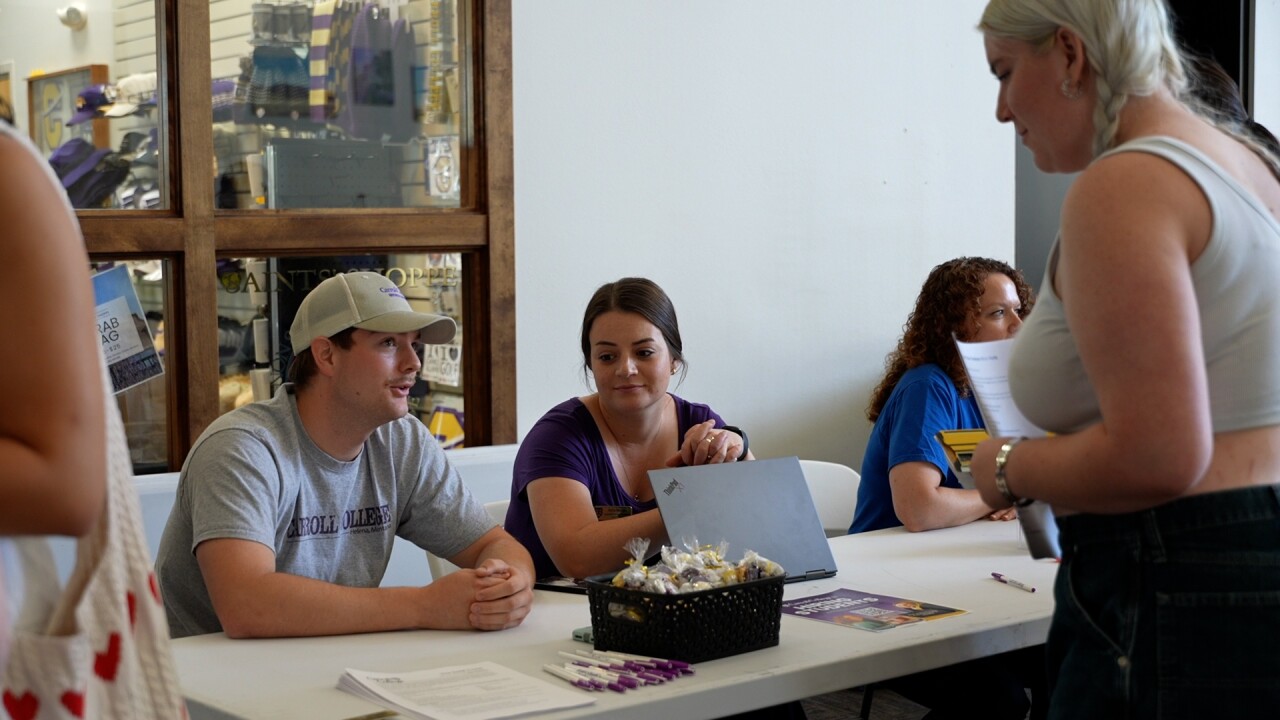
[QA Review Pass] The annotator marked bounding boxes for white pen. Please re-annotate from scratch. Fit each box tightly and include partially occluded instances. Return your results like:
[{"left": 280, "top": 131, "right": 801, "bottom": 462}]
[
  {"left": 543, "top": 664, "right": 600, "bottom": 691},
  {"left": 593, "top": 649, "right": 688, "bottom": 669},
  {"left": 559, "top": 650, "right": 629, "bottom": 672},
  {"left": 573, "top": 664, "right": 640, "bottom": 688},
  {"left": 565, "top": 665, "right": 626, "bottom": 693},
  {"left": 991, "top": 572, "right": 1036, "bottom": 593}
]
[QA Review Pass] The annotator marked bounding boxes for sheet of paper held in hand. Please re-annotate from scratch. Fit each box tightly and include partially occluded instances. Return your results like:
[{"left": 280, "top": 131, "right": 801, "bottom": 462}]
[
  {"left": 954, "top": 337, "right": 1045, "bottom": 438},
  {"left": 954, "top": 337, "right": 1062, "bottom": 560},
  {"left": 338, "top": 661, "right": 594, "bottom": 720}
]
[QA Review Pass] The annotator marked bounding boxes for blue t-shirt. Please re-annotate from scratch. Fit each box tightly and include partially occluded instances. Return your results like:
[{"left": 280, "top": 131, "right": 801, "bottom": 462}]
[
  {"left": 505, "top": 395, "right": 723, "bottom": 579},
  {"left": 848, "top": 364, "right": 984, "bottom": 533}
]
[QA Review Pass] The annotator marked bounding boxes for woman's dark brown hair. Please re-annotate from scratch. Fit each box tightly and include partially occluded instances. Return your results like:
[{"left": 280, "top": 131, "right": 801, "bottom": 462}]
[
  {"left": 580, "top": 277, "right": 685, "bottom": 383},
  {"left": 866, "top": 257, "right": 1034, "bottom": 422},
  {"left": 1186, "top": 54, "right": 1280, "bottom": 173}
]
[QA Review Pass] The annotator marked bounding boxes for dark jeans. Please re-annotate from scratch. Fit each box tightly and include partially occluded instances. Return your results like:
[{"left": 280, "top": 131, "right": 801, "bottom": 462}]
[
  {"left": 886, "top": 645, "right": 1046, "bottom": 720},
  {"left": 1048, "top": 484, "right": 1280, "bottom": 720}
]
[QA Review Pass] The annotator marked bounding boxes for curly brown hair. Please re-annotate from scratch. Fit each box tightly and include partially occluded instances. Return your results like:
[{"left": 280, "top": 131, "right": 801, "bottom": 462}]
[{"left": 866, "top": 257, "right": 1035, "bottom": 422}]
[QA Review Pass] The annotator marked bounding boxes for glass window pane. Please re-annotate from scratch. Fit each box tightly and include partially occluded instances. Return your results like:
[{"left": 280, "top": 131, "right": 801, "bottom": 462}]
[
  {"left": 216, "top": 254, "right": 467, "bottom": 445},
  {"left": 212, "top": 0, "right": 467, "bottom": 210},
  {"left": 89, "top": 259, "right": 171, "bottom": 474},
  {"left": 0, "top": 0, "right": 169, "bottom": 210}
]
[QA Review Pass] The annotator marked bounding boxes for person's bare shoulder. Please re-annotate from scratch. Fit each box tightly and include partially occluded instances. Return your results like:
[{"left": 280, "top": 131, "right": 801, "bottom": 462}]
[{"left": 1063, "top": 148, "right": 1209, "bottom": 261}]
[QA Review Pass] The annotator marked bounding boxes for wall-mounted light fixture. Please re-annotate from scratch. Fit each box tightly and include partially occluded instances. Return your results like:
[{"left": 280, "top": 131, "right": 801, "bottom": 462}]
[{"left": 57, "top": 3, "right": 88, "bottom": 31}]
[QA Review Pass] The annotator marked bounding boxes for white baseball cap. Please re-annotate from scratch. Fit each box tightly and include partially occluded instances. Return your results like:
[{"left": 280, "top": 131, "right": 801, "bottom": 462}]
[
  {"left": 289, "top": 272, "right": 456, "bottom": 354},
  {"left": 102, "top": 72, "right": 158, "bottom": 118}
]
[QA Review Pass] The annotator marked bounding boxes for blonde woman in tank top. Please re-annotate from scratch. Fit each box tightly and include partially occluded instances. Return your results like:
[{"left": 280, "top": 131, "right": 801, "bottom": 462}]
[{"left": 971, "top": 1, "right": 1280, "bottom": 717}]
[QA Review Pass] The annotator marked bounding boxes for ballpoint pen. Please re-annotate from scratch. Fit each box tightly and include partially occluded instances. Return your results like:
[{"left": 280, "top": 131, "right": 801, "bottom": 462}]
[{"left": 991, "top": 572, "right": 1036, "bottom": 593}]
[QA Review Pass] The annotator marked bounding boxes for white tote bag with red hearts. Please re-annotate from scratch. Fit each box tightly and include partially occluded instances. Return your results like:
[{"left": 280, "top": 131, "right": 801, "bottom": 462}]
[{"left": 1, "top": 353, "right": 185, "bottom": 720}]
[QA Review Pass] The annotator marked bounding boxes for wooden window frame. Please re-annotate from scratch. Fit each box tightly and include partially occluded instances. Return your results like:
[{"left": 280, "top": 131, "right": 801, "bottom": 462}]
[{"left": 79, "top": 0, "right": 516, "bottom": 468}]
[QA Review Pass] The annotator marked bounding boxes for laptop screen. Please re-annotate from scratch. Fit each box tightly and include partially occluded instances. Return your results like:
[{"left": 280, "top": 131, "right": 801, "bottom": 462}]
[{"left": 647, "top": 456, "right": 838, "bottom": 582}]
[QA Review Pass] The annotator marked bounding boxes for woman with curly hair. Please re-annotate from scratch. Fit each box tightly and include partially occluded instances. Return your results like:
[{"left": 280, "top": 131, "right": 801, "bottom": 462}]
[
  {"left": 848, "top": 256, "right": 1043, "bottom": 720},
  {"left": 849, "top": 256, "right": 1034, "bottom": 534}
]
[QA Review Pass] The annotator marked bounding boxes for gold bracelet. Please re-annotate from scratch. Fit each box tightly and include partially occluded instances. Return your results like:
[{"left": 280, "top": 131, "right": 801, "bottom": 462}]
[{"left": 993, "top": 436, "right": 1033, "bottom": 507}]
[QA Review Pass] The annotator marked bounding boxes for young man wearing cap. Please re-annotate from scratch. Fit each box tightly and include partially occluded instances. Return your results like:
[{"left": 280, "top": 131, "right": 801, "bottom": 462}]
[{"left": 156, "top": 272, "right": 534, "bottom": 639}]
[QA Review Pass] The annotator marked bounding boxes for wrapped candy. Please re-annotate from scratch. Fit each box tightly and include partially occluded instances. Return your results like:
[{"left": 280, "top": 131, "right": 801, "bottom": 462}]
[
  {"left": 610, "top": 537, "right": 785, "bottom": 594},
  {"left": 642, "top": 572, "right": 680, "bottom": 594},
  {"left": 737, "top": 549, "right": 785, "bottom": 582},
  {"left": 611, "top": 537, "right": 652, "bottom": 589}
]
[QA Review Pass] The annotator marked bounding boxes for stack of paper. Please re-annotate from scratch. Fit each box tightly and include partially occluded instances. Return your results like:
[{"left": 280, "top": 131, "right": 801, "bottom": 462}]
[{"left": 338, "top": 661, "right": 593, "bottom": 720}]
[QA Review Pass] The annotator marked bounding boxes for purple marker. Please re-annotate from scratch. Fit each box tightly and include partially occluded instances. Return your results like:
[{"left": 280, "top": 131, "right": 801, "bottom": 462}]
[{"left": 542, "top": 664, "right": 600, "bottom": 691}]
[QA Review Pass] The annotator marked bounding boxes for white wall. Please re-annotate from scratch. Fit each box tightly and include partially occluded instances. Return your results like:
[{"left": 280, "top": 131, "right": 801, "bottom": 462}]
[
  {"left": 511, "top": 0, "right": 1014, "bottom": 469},
  {"left": 0, "top": 0, "right": 115, "bottom": 132},
  {"left": 1257, "top": 0, "right": 1280, "bottom": 130}
]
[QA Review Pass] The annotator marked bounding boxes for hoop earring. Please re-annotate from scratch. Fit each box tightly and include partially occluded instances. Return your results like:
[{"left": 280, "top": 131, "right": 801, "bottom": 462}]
[{"left": 1061, "top": 79, "right": 1083, "bottom": 100}]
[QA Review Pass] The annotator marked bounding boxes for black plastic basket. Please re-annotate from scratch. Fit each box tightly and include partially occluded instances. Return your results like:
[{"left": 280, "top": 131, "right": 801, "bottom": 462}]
[{"left": 585, "top": 574, "right": 785, "bottom": 663}]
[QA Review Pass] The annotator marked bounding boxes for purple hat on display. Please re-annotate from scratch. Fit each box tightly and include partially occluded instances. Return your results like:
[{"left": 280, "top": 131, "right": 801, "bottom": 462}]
[
  {"left": 48, "top": 138, "right": 99, "bottom": 179},
  {"left": 46, "top": 137, "right": 128, "bottom": 208},
  {"left": 66, "top": 84, "right": 115, "bottom": 126}
]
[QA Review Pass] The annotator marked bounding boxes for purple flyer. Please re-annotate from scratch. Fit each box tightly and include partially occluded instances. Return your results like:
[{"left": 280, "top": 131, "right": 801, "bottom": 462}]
[{"left": 781, "top": 588, "right": 966, "bottom": 632}]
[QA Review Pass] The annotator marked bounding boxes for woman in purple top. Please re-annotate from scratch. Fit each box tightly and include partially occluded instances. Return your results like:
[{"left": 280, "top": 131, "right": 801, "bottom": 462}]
[{"left": 505, "top": 278, "right": 751, "bottom": 580}]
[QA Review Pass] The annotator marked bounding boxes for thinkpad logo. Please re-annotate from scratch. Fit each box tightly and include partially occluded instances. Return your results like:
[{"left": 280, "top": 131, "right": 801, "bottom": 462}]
[{"left": 662, "top": 478, "right": 683, "bottom": 496}]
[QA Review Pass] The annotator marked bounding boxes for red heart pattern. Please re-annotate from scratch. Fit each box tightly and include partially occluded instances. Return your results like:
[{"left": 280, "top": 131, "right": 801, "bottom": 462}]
[
  {"left": 95, "top": 632, "right": 122, "bottom": 681},
  {"left": 149, "top": 572, "right": 161, "bottom": 603},
  {"left": 2, "top": 690, "right": 39, "bottom": 720},
  {"left": 128, "top": 591, "right": 138, "bottom": 628},
  {"left": 6, "top": 633, "right": 129, "bottom": 719},
  {"left": 60, "top": 689, "right": 86, "bottom": 717}
]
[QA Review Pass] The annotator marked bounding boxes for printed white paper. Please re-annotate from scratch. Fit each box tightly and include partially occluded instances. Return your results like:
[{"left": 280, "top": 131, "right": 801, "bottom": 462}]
[
  {"left": 955, "top": 337, "right": 1047, "bottom": 438},
  {"left": 338, "top": 661, "right": 593, "bottom": 720}
]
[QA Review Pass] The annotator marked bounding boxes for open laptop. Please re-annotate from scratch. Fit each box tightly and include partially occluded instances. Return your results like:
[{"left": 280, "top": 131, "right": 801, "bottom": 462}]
[{"left": 647, "top": 456, "right": 838, "bottom": 583}]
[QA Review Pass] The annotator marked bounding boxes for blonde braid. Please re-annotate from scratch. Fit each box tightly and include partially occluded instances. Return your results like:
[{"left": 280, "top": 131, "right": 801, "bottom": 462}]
[{"left": 1091, "top": 71, "right": 1127, "bottom": 157}]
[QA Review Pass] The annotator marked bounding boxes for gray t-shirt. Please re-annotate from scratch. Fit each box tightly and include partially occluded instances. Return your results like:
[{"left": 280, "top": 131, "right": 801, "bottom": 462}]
[{"left": 155, "top": 384, "right": 493, "bottom": 638}]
